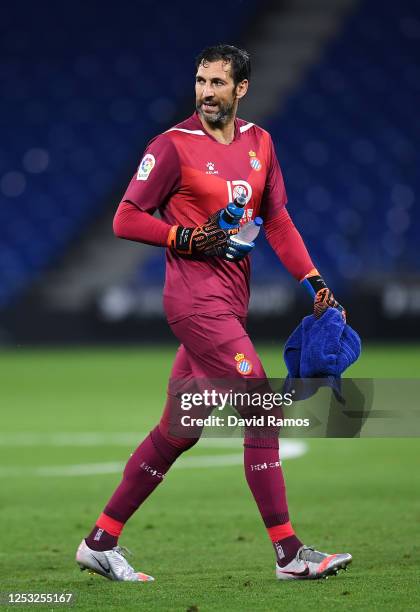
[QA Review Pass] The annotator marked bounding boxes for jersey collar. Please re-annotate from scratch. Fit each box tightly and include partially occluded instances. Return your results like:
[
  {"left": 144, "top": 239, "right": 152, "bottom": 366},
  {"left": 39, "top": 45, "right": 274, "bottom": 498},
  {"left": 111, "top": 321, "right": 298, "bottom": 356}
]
[{"left": 191, "top": 111, "right": 241, "bottom": 144}]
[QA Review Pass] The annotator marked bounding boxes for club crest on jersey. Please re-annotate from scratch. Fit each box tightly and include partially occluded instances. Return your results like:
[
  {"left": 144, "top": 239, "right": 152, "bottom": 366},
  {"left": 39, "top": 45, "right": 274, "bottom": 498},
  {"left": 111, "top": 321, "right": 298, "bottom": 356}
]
[
  {"left": 206, "top": 161, "right": 218, "bottom": 175},
  {"left": 249, "top": 150, "right": 262, "bottom": 172},
  {"left": 235, "top": 353, "right": 253, "bottom": 376},
  {"left": 137, "top": 153, "right": 156, "bottom": 181}
]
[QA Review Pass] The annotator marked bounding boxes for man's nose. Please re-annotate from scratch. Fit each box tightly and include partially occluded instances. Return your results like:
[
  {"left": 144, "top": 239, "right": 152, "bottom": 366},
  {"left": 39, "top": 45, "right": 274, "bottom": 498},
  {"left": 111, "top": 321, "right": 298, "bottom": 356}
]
[{"left": 202, "top": 83, "right": 215, "bottom": 98}]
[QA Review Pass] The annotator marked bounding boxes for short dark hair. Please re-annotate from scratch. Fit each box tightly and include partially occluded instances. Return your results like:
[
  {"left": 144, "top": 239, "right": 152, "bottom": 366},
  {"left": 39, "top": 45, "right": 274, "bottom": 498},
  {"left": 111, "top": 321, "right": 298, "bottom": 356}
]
[{"left": 195, "top": 44, "right": 251, "bottom": 85}]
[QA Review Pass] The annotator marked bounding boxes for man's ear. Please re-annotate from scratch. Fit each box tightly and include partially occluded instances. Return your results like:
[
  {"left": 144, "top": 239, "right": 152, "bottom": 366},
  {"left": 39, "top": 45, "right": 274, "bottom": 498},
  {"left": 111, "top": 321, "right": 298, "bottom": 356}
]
[{"left": 235, "top": 79, "right": 249, "bottom": 100}]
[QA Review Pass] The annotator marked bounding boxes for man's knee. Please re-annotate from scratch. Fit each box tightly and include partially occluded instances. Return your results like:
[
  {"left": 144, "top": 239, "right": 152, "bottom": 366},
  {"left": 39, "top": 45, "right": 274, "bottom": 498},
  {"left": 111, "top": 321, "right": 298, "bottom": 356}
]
[{"left": 157, "top": 422, "right": 200, "bottom": 453}]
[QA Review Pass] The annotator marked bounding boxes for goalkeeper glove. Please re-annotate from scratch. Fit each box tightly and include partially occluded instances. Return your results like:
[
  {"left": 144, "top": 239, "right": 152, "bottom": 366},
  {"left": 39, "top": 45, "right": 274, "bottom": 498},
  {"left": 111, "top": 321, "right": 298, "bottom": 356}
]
[
  {"left": 167, "top": 212, "right": 238, "bottom": 257},
  {"left": 301, "top": 269, "right": 346, "bottom": 321},
  {"left": 223, "top": 216, "right": 262, "bottom": 262},
  {"left": 223, "top": 235, "right": 255, "bottom": 261}
]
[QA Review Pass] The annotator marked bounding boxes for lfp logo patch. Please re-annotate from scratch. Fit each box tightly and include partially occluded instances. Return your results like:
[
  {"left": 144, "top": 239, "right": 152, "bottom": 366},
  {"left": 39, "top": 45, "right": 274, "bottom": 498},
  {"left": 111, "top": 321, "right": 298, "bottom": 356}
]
[
  {"left": 249, "top": 150, "right": 262, "bottom": 171},
  {"left": 137, "top": 153, "right": 156, "bottom": 181},
  {"left": 235, "top": 352, "right": 253, "bottom": 376}
]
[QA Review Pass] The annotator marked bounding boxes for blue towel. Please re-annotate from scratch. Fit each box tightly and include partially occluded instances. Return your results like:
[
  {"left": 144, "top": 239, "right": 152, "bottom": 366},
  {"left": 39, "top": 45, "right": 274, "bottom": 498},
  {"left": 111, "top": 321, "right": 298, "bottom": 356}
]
[{"left": 284, "top": 309, "right": 361, "bottom": 379}]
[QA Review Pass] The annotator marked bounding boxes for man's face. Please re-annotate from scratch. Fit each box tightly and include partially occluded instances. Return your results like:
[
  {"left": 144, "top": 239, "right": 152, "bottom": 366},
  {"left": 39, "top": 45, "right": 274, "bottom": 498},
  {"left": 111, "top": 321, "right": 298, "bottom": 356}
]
[{"left": 195, "top": 60, "right": 244, "bottom": 125}]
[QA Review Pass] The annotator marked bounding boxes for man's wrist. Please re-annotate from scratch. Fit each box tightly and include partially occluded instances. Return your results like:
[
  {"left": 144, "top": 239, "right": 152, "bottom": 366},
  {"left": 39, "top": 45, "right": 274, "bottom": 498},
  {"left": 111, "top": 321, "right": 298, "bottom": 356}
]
[
  {"left": 167, "top": 225, "right": 178, "bottom": 249},
  {"left": 167, "top": 225, "right": 194, "bottom": 254},
  {"left": 300, "top": 268, "right": 327, "bottom": 298},
  {"left": 300, "top": 268, "right": 346, "bottom": 321}
]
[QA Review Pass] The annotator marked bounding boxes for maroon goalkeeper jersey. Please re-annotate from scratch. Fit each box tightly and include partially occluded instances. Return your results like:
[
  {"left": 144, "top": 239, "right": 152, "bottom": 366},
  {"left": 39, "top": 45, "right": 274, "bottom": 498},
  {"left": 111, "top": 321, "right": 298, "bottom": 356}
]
[{"left": 122, "top": 112, "right": 287, "bottom": 323}]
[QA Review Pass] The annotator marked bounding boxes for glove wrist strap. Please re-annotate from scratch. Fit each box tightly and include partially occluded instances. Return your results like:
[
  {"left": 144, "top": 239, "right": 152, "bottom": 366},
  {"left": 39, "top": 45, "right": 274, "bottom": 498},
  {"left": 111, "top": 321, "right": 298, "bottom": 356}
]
[
  {"left": 167, "top": 225, "right": 178, "bottom": 248},
  {"left": 300, "top": 268, "right": 327, "bottom": 298},
  {"left": 167, "top": 225, "right": 194, "bottom": 254}
]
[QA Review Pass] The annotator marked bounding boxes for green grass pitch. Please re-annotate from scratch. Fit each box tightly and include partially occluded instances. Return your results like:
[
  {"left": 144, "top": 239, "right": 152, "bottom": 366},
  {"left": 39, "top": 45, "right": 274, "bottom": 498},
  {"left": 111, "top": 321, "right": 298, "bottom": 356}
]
[{"left": 0, "top": 344, "right": 419, "bottom": 611}]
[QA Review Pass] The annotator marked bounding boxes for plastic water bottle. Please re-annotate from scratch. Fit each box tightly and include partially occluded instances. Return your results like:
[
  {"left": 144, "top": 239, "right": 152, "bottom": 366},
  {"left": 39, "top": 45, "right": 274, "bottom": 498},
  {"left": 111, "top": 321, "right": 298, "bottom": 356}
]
[
  {"left": 218, "top": 194, "right": 247, "bottom": 229},
  {"left": 233, "top": 217, "right": 263, "bottom": 244}
]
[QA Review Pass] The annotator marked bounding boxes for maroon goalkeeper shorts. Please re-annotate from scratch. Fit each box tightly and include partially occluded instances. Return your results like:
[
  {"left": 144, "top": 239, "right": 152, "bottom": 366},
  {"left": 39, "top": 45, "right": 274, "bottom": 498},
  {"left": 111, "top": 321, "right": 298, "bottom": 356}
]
[
  {"left": 168, "top": 312, "right": 267, "bottom": 380},
  {"left": 159, "top": 313, "right": 277, "bottom": 442}
]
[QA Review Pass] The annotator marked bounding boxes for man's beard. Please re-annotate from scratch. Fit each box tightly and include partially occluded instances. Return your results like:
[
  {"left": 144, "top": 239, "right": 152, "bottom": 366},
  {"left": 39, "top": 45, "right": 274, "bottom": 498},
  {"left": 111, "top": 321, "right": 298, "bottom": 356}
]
[{"left": 196, "top": 98, "right": 235, "bottom": 126}]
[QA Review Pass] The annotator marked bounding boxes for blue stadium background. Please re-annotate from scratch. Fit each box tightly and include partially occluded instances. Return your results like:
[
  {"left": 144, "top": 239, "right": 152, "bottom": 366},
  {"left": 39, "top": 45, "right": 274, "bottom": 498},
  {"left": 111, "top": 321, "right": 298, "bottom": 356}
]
[{"left": 1, "top": 0, "right": 419, "bottom": 342}]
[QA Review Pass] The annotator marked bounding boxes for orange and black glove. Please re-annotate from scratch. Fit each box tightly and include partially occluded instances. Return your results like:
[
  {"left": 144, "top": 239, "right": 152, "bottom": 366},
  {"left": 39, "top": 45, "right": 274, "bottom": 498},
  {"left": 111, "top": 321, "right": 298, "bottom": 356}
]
[
  {"left": 301, "top": 269, "right": 346, "bottom": 321},
  {"left": 167, "top": 212, "right": 238, "bottom": 258},
  {"left": 314, "top": 286, "right": 346, "bottom": 321}
]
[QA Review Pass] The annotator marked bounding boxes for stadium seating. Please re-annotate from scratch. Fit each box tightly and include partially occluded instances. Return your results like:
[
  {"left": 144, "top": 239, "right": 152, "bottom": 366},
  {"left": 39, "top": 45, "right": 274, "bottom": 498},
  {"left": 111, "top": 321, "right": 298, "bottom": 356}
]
[
  {"left": 1, "top": 0, "right": 418, "bottom": 307},
  {"left": 133, "top": 0, "right": 420, "bottom": 298},
  {"left": 0, "top": 0, "right": 258, "bottom": 306},
  {"left": 266, "top": 0, "right": 419, "bottom": 291}
]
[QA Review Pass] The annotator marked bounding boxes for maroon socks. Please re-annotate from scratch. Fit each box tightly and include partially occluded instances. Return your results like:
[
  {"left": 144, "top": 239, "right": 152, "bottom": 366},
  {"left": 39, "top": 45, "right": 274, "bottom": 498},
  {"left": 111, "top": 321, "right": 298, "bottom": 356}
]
[
  {"left": 85, "top": 425, "right": 191, "bottom": 551},
  {"left": 85, "top": 524, "right": 119, "bottom": 552},
  {"left": 86, "top": 427, "right": 302, "bottom": 566},
  {"left": 244, "top": 438, "right": 302, "bottom": 566}
]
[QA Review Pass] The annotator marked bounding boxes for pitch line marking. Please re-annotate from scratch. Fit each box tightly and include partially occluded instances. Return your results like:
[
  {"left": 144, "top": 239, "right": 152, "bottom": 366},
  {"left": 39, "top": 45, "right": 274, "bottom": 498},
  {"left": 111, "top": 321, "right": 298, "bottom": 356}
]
[
  {"left": 0, "top": 442, "right": 307, "bottom": 478},
  {"left": 0, "top": 432, "right": 305, "bottom": 450}
]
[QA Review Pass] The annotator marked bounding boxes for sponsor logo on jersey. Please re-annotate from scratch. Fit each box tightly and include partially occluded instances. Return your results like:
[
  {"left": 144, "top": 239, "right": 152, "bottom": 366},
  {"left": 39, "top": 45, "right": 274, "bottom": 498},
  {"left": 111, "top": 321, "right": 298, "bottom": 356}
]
[
  {"left": 206, "top": 161, "right": 218, "bottom": 175},
  {"left": 234, "top": 352, "right": 253, "bottom": 376},
  {"left": 226, "top": 180, "right": 253, "bottom": 205},
  {"left": 137, "top": 153, "right": 156, "bottom": 181},
  {"left": 249, "top": 150, "right": 262, "bottom": 171}
]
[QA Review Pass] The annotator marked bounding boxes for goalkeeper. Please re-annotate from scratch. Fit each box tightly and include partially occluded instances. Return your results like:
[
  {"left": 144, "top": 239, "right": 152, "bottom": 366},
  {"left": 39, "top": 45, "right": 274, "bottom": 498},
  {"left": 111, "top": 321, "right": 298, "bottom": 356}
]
[{"left": 76, "top": 44, "right": 349, "bottom": 582}]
